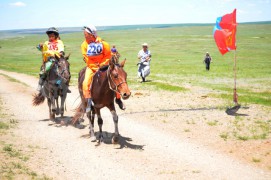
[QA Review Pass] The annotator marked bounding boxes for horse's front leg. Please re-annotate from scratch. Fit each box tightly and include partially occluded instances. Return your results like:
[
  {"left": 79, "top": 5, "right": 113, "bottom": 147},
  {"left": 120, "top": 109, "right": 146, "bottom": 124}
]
[
  {"left": 88, "top": 108, "right": 96, "bottom": 142},
  {"left": 96, "top": 108, "right": 103, "bottom": 143},
  {"left": 50, "top": 90, "right": 57, "bottom": 117},
  {"left": 109, "top": 105, "right": 119, "bottom": 144},
  {"left": 55, "top": 96, "right": 60, "bottom": 115},
  {"left": 60, "top": 92, "right": 67, "bottom": 117},
  {"left": 47, "top": 98, "right": 55, "bottom": 120}
]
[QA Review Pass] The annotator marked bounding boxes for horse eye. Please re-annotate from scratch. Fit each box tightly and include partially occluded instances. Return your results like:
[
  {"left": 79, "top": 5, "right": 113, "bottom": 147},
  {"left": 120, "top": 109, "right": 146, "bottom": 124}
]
[{"left": 114, "top": 73, "right": 118, "bottom": 79}]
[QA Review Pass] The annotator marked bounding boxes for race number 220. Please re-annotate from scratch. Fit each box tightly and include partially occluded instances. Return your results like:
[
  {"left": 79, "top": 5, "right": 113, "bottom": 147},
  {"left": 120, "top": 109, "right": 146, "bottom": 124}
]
[{"left": 87, "top": 43, "right": 103, "bottom": 56}]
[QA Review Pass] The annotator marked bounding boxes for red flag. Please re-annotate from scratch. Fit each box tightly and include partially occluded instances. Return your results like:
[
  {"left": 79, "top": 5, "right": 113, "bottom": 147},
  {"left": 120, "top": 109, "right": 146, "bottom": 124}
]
[{"left": 214, "top": 9, "right": 237, "bottom": 55}]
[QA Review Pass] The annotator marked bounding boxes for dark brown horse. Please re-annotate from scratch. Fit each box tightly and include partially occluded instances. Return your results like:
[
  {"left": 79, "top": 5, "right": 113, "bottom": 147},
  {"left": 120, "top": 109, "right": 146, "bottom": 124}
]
[
  {"left": 72, "top": 55, "right": 131, "bottom": 144},
  {"left": 33, "top": 54, "right": 71, "bottom": 120}
]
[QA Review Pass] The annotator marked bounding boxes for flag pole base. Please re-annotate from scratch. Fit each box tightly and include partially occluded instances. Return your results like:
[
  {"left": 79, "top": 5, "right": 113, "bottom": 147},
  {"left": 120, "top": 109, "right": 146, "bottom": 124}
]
[{"left": 226, "top": 104, "right": 241, "bottom": 115}]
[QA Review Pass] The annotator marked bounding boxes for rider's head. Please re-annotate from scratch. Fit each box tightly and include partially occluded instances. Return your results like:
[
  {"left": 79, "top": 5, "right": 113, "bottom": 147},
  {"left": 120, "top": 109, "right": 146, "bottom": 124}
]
[
  {"left": 142, "top": 43, "right": 148, "bottom": 50},
  {"left": 83, "top": 24, "right": 97, "bottom": 43},
  {"left": 46, "top": 27, "right": 59, "bottom": 42}
]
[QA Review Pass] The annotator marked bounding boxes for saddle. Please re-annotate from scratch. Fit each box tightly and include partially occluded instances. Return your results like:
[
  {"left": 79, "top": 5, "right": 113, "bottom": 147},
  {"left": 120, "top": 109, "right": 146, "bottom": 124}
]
[{"left": 98, "top": 65, "right": 109, "bottom": 72}]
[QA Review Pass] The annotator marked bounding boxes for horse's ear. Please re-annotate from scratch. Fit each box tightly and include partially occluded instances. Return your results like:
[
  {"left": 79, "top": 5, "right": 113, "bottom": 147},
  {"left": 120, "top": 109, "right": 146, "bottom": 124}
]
[
  {"left": 65, "top": 53, "right": 71, "bottom": 60},
  {"left": 109, "top": 58, "right": 115, "bottom": 69},
  {"left": 120, "top": 58, "right": 126, "bottom": 67}
]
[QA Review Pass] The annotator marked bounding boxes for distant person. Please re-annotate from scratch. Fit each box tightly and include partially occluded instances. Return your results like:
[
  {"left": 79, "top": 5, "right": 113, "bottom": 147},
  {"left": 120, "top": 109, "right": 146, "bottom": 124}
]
[
  {"left": 36, "top": 27, "right": 71, "bottom": 93},
  {"left": 111, "top": 45, "right": 118, "bottom": 54},
  {"left": 81, "top": 25, "right": 125, "bottom": 112},
  {"left": 111, "top": 44, "right": 121, "bottom": 59},
  {"left": 203, "top": 52, "right": 212, "bottom": 71},
  {"left": 137, "top": 43, "right": 151, "bottom": 82}
]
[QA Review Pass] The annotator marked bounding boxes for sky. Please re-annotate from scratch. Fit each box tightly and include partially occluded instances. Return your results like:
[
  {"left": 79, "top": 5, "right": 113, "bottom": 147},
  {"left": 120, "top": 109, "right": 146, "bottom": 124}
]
[{"left": 0, "top": 0, "right": 270, "bottom": 30}]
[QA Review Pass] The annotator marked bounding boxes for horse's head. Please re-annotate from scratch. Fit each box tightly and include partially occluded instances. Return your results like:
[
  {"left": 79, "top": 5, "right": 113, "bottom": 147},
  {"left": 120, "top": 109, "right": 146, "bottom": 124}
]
[
  {"left": 55, "top": 54, "right": 71, "bottom": 83},
  {"left": 108, "top": 57, "right": 131, "bottom": 100}
]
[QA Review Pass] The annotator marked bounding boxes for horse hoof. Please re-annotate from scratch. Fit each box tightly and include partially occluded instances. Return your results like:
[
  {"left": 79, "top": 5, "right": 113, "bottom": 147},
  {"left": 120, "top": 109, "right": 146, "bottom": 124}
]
[
  {"left": 90, "top": 136, "right": 96, "bottom": 142},
  {"left": 60, "top": 120, "right": 66, "bottom": 126},
  {"left": 112, "top": 136, "right": 119, "bottom": 144}
]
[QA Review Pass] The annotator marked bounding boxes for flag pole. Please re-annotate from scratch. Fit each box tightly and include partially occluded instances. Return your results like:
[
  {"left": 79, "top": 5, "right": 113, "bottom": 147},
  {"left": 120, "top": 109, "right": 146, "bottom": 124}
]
[
  {"left": 226, "top": 49, "right": 240, "bottom": 115},
  {"left": 233, "top": 49, "right": 238, "bottom": 105}
]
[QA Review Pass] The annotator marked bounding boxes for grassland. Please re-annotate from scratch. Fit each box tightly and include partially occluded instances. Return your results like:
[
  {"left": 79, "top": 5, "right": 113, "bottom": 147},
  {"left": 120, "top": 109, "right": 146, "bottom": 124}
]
[{"left": 0, "top": 23, "right": 270, "bottom": 106}]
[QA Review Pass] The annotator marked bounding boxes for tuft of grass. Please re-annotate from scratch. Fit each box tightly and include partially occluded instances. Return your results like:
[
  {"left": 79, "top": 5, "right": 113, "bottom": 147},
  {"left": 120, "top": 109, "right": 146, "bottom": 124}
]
[
  {"left": 0, "top": 121, "right": 9, "bottom": 129},
  {"left": 252, "top": 157, "right": 261, "bottom": 163},
  {"left": 207, "top": 120, "right": 218, "bottom": 126},
  {"left": 3, "top": 144, "right": 21, "bottom": 158},
  {"left": 236, "top": 135, "right": 249, "bottom": 141},
  {"left": 220, "top": 132, "right": 229, "bottom": 141}
]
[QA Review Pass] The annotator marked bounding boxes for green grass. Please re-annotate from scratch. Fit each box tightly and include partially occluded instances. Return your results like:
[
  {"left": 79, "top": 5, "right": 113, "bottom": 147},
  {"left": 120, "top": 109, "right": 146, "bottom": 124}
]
[
  {"left": 0, "top": 23, "right": 270, "bottom": 106},
  {"left": 0, "top": 73, "right": 29, "bottom": 87},
  {"left": 0, "top": 121, "right": 9, "bottom": 129}
]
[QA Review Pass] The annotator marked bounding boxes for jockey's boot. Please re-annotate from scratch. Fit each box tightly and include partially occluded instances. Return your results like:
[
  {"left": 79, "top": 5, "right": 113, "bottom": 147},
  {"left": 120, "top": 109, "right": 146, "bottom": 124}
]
[
  {"left": 86, "top": 98, "right": 93, "bottom": 113},
  {"left": 115, "top": 98, "right": 126, "bottom": 110}
]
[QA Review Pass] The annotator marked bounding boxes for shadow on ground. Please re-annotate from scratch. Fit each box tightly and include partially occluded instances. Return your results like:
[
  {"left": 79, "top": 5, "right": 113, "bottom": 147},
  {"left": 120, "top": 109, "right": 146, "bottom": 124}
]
[{"left": 80, "top": 131, "right": 145, "bottom": 150}]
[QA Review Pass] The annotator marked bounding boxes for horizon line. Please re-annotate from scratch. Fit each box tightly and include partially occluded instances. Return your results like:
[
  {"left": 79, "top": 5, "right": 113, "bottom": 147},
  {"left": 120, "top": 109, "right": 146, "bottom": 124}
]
[{"left": 0, "top": 20, "right": 270, "bottom": 31}]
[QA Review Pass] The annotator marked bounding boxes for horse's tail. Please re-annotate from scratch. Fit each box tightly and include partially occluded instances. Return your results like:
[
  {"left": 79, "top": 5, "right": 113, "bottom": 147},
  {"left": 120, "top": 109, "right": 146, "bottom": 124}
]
[
  {"left": 32, "top": 92, "right": 45, "bottom": 106},
  {"left": 71, "top": 100, "right": 85, "bottom": 125}
]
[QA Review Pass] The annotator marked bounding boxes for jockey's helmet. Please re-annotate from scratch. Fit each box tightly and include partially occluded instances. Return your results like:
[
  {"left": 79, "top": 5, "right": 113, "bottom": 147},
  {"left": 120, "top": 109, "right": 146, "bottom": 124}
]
[
  {"left": 83, "top": 25, "right": 97, "bottom": 38},
  {"left": 46, "top": 27, "right": 59, "bottom": 37}
]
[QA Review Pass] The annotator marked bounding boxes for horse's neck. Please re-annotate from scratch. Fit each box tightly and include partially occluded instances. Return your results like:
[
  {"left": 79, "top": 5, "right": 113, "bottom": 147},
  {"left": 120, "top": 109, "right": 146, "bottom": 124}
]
[
  {"left": 95, "top": 70, "right": 109, "bottom": 86},
  {"left": 47, "top": 65, "right": 58, "bottom": 81}
]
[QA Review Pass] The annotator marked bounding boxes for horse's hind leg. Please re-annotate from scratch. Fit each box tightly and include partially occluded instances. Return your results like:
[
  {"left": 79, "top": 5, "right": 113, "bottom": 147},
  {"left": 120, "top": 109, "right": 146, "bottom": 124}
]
[
  {"left": 88, "top": 109, "right": 96, "bottom": 142},
  {"left": 110, "top": 109, "right": 119, "bottom": 144}
]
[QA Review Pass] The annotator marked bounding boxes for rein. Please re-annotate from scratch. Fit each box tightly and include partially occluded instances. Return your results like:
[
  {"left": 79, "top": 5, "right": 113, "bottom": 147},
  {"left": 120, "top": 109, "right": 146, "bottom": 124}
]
[
  {"left": 107, "top": 64, "right": 127, "bottom": 94},
  {"left": 48, "top": 59, "right": 69, "bottom": 84}
]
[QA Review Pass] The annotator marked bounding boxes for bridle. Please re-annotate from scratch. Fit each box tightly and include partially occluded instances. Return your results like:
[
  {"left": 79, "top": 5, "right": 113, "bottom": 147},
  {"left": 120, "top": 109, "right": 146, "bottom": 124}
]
[
  {"left": 57, "top": 59, "right": 70, "bottom": 82},
  {"left": 107, "top": 63, "right": 127, "bottom": 94}
]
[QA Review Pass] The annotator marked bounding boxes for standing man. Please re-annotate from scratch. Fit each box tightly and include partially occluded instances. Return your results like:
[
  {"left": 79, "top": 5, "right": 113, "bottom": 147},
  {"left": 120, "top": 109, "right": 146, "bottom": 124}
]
[
  {"left": 203, "top": 52, "right": 212, "bottom": 71},
  {"left": 137, "top": 43, "right": 151, "bottom": 82}
]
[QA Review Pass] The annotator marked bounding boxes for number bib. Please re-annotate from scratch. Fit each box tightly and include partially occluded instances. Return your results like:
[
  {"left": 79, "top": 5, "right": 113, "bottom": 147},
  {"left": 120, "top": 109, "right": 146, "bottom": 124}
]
[
  {"left": 48, "top": 42, "right": 58, "bottom": 51},
  {"left": 87, "top": 43, "right": 103, "bottom": 56}
]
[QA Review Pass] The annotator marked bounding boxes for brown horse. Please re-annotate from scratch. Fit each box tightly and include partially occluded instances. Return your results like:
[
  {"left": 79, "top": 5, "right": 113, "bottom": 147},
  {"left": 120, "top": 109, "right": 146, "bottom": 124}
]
[
  {"left": 33, "top": 54, "right": 71, "bottom": 120},
  {"left": 72, "top": 55, "right": 131, "bottom": 144}
]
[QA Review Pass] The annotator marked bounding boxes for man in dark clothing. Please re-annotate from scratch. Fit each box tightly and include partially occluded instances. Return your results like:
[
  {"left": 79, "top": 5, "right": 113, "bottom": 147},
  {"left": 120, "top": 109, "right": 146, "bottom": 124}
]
[{"left": 204, "top": 52, "right": 212, "bottom": 71}]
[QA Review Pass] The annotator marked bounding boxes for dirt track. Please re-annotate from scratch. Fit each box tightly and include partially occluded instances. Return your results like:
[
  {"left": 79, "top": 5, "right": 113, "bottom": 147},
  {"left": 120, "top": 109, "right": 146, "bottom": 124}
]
[{"left": 0, "top": 69, "right": 270, "bottom": 179}]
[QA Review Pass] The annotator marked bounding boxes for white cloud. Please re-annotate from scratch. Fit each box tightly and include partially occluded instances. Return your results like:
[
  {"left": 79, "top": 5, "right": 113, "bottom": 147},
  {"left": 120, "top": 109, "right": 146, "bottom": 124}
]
[{"left": 10, "top": 2, "right": 26, "bottom": 7}]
